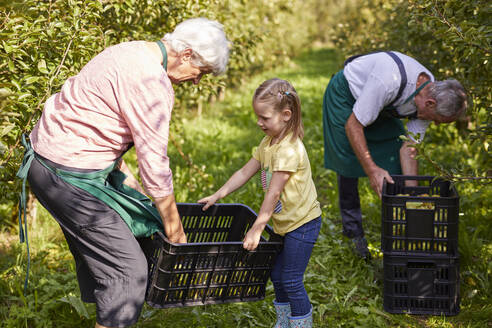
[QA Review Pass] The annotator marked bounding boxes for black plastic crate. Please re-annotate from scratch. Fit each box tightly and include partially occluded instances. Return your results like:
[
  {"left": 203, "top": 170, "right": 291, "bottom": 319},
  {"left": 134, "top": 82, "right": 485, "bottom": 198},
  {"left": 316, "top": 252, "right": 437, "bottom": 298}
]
[
  {"left": 383, "top": 254, "right": 459, "bottom": 315},
  {"left": 143, "top": 203, "right": 283, "bottom": 309},
  {"left": 381, "top": 175, "right": 459, "bottom": 256}
]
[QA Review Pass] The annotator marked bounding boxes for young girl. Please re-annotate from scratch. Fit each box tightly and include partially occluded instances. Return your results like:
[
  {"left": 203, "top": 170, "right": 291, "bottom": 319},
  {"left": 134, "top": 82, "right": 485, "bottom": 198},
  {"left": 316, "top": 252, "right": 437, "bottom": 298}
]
[{"left": 198, "top": 78, "right": 321, "bottom": 328}]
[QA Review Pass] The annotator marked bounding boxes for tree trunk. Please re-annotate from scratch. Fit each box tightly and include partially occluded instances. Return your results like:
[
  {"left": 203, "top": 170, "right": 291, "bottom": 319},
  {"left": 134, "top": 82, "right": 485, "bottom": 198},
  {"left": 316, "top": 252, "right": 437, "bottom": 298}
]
[
  {"left": 197, "top": 100, "right": 203, "bottom": 116},
  {"left": 218, "top": 88, "right": 226, "bottom": 101}
]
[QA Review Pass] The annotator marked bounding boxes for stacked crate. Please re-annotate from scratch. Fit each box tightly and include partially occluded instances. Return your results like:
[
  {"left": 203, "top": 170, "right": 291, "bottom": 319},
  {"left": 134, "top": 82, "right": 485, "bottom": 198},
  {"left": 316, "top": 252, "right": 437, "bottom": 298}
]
[{"left": 381, "top": 176, "right": 460, "bottom": 315}]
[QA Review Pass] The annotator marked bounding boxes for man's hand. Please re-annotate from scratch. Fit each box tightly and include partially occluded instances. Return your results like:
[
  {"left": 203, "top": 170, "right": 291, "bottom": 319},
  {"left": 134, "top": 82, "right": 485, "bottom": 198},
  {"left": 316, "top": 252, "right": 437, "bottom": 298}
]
[
  {"left": 368, "top": 166, "right": 394, "bottom": 198},
  {"left": 345, "top": 113, "right": 395, "bottom": 198}
]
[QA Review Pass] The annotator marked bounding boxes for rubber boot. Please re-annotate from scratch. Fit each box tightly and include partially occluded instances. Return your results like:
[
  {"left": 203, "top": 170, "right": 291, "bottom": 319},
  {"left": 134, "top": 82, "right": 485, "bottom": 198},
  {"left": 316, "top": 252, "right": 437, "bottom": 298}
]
[
  {"left": 273, "top": 300, "right": 291, "bottom": 328},
  {"left": 288, "top": 306, "right": 312, "bottom": 328}
]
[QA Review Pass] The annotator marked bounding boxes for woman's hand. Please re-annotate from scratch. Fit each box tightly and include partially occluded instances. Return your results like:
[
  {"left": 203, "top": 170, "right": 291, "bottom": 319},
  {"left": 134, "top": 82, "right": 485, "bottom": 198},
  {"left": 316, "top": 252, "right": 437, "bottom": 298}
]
[
  {"left": 243, "top": 226, "right": 264, "bottom": 251},
  {"left": 197, "top": 194, "right": 220, "bottom": 211},
  {"left": 169, "top": 231, "right": 187, "bottom": 244}
]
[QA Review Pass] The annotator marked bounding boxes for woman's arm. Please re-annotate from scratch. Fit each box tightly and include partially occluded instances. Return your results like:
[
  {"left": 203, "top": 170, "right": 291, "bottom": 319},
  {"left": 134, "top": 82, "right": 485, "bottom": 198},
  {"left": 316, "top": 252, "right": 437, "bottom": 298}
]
[
  {"left": 154, "top": 193, "right": 187, "bottom": 243},
  {"left": 119, "top": 159, "right": 146, "bottom": 194},
  {"left": 119, "top": 160, "right": 186, "bottom": 243},
  {"left": 198, "top": 157, "right": 261, "bottom": 210},
  {"left": 345, "top": 112, "right": 394, "bottom": 198},
  {"left": 243, "top": 170, "right": 290, "bottom": 251}
]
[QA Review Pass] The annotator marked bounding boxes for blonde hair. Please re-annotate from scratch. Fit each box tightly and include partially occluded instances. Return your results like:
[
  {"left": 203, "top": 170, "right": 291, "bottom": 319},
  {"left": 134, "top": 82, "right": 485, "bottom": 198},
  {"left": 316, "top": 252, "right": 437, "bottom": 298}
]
[{"left": 253, "top": 78, "right": 304, "bottom": 140}]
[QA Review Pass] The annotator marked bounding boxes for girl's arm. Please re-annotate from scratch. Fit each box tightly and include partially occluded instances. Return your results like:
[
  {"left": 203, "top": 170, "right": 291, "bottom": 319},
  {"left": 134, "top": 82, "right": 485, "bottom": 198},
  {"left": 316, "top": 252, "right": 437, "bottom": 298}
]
[
  {"left": 198, "top": 157, "right": 261, "bottom": 210},
  {"left": 243, "top": 170, "right": 291, "bottom": 251}
]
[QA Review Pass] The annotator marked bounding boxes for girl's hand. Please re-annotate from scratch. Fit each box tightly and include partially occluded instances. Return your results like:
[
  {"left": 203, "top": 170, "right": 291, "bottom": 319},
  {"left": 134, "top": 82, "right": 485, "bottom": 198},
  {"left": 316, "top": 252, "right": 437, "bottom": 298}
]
[
  {"left": 197, "top": 194, "right": 219, "bottom": 211},
  {"left": 243, "top": 226, "right": 263, "bottom": 251}
]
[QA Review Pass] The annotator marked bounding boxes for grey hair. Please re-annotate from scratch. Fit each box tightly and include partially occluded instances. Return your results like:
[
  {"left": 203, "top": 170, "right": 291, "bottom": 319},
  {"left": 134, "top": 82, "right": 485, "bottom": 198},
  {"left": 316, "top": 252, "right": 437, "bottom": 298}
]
[
  {"left": 163, "top": 18, "right": 230, "bottom": 75},
  {"left": 429, "top": 79, "right": 468, "bottom": 117}
]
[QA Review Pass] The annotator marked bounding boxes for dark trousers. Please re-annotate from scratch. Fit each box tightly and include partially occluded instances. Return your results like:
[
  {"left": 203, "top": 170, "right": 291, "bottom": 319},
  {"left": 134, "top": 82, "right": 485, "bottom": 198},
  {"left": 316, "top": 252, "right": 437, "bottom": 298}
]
[
  {"left": 337, "top": 174, "right": 364, "bottom": 238},
  {"left": 27, "top": 157, "right": 147, "bottom": 328}
]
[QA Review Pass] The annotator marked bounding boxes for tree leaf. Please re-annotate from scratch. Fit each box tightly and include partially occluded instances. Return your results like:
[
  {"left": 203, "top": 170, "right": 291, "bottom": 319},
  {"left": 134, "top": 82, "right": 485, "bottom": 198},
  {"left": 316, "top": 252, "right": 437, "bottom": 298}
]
[{"left": 37, "top": 59, "right": 48, "bottom": 74}]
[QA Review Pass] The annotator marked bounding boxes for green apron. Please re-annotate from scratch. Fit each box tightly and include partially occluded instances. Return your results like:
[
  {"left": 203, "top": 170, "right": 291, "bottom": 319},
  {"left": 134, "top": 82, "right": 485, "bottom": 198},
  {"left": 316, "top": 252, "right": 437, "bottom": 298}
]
[
  {"left": 16, "top": 135, "right": 165, "bottom": 292},
  {"left": 322, "top": 70, "right": 405, "bottom": 177},
  {"left": 17, "top": 135, "right": 164, "bottom": 238}
]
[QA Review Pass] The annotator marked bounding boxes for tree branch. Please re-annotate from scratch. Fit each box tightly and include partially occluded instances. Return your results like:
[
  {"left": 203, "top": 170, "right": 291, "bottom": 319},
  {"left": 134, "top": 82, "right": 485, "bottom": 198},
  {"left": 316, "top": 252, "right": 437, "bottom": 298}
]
[
  {"left": 419, "top": 144, "right": 492, "bottom": 184},
  {"left": 169, "top": 134, "right": 209, "bottom": 180},
  {"left": 431, "top": 1, "right": 490, "bottom": 55}
]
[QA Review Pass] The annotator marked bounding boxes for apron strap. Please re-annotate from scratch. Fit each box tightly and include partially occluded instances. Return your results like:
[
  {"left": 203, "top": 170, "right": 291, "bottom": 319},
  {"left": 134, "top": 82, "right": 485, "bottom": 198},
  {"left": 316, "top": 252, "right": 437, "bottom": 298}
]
[
  {"left": 15, "top": 134, "right": 34, "bottom": 294},
  {"left": 383, "top": 80, "right": 431, "bottom": 120},
  {"left": 156, "top": 40, "right": 168, "bottom": 71},
  {"left": 344, "top": 51, "right": 407, "bottom": 107},
  {"left": 403, "top": 80, "right": 431, "bottom": 105},
  {"left": 384, "top": 52, "right": 407, "bottom": 108}
]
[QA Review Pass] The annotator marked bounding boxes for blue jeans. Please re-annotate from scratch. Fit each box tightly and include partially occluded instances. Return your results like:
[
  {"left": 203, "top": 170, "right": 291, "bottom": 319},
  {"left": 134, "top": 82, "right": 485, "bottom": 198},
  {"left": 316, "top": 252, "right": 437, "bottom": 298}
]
[{"left": 270, "top": 217, "right": 321, "bottom": 316}]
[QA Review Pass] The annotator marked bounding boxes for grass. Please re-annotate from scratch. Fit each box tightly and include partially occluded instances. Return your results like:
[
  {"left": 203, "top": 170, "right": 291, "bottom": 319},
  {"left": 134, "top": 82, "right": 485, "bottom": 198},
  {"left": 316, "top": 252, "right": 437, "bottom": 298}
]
[{"left": 1, "top": 47, "right": 491, "bottom": 327}]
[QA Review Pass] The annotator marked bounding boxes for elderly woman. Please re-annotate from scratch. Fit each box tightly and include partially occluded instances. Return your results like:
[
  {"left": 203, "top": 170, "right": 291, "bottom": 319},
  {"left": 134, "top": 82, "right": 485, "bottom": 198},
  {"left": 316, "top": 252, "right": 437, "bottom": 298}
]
[{"left": 20, "top": 18, "right": 229, "bottom": 328}]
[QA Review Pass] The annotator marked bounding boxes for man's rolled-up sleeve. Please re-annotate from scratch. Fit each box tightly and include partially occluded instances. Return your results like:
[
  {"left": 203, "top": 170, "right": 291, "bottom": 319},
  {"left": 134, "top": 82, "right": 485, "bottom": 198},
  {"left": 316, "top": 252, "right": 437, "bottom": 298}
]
[{"left": 352, "top": 73, "right": 397, "bottom": 127}]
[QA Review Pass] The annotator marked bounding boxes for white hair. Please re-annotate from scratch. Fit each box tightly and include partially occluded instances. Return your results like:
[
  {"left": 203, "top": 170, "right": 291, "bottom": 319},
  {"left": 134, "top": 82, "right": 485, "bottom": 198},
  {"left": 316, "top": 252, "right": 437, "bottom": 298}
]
[
  {"left": 163, "top": 18, "right": 230, "bottom": 75},
  {"left": 429, "top": 79, "right": 468, "bottom": 117}
]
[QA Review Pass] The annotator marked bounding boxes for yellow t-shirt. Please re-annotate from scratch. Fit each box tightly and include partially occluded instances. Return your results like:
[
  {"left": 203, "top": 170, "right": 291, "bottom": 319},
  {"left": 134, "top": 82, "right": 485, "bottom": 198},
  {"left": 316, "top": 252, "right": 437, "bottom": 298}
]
[{"left": 253, "top": 134, "right": 322, "bottom": 235}]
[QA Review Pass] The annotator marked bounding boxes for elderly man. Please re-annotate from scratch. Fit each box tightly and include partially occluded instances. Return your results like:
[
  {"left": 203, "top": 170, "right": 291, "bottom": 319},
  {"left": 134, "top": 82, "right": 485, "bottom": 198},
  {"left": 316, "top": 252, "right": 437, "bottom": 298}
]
[{"left": 322, "top": 51, "right": 467, "bottom": 259}]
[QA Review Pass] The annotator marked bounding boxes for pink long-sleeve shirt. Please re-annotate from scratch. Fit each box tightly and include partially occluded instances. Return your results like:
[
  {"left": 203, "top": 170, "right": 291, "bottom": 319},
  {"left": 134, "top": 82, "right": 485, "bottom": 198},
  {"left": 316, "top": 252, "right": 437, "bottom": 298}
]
[{"left": 30, "top": 41, "right": 175, "bottom": 198}]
